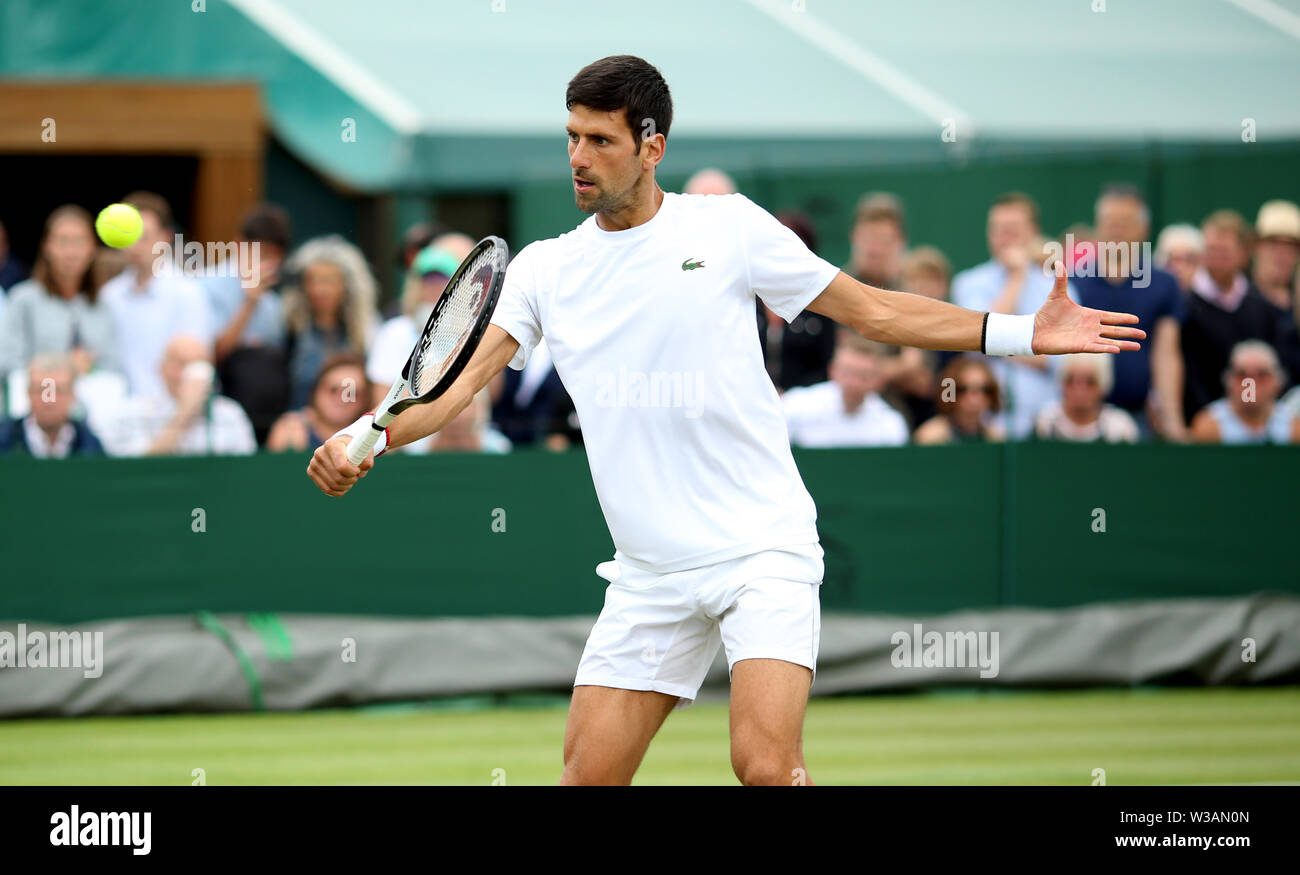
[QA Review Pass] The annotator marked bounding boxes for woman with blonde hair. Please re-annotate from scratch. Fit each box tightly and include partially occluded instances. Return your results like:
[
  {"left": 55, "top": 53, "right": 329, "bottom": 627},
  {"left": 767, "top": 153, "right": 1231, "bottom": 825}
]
[{"left": 280, "top": 235, "right": 378, "bottom": 409}]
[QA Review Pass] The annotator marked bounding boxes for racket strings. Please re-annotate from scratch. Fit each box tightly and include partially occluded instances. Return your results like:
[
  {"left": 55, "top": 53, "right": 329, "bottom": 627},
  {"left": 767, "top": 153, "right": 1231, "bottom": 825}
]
[{"left": 410, "top": 244, "right": 503, "bottom": 397}]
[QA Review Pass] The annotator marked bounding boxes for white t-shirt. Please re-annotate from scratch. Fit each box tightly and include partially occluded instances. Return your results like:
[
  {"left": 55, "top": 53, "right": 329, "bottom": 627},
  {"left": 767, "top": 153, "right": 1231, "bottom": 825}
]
[
  {"left": 366, "top": 315, "right": 419, "bottom": 387},
  {"left": 782, "top": 381, "right": 909, "bottom": 448},
  {"left": 96, "top": 393, "right": 256, "bottom": 457},
  {"left": 489, "top": 192, "right": 840, "bottom": 573}
]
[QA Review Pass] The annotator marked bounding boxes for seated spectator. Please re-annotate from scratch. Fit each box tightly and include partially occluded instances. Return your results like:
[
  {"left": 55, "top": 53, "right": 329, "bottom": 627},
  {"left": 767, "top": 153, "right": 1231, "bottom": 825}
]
[
  {"left": 1034, "top": 355, "right": 1139, "bottom": 443},
  {"left": 772, "top": 210, "right": 837, "bottom": 390},
  {"left": 281, "top": 235, "right": 377, "bottom": 410},
  {"left": 266, "top": 353, "right": 369, "bottom": 452},
  {"left": 0, "top": 205, "right": 119, "bottom": 381},
  {"left": 900, "top": 246, "right": 951, "bottom": 301},
  {"left": 846, "top": 193, "right": 906, "bottom": 289},
  {"left": 1190, "top": 341, "right": 1299, "bottom": 444},
  {"left": 430, "top": 388, "right": 511, "bottom": 454},
  {"left": 100, "top": 191, "right": 212, "bottom": 397},
  {"left": 431, "top": 232, "right": 476, "bottom": 263},
  {"left": 915, "top": 356, "right": 1005, "bottom": 445},
  {"left": 878, "top": 246, "right": 949, "bottom": 426},
  {"left": 1155, "top": 223, "right": 1204, "bottom": 295},
  {"left": 1072, "top": 184, "right": 1186, "bottom": 440},
  {"left": 951, "top": 192, "right": 1071, "bottom": 438},
  {"left": 782, "top": 333, "right": 908, "bottom": 448},
  {"left": 204, "top": 204, "right": 293, "bottom": 444},
  {"left": 492, "top": 336, "right": 564, "bottom": 447},
  {"left": 367, "top": 244, "right": 460, "bottom": 405},
  {"left": 0, "top": 354, "right": 105, "bottom": 457},
  {"left": 1181, "top": 210, "right": 1290, "bottom": 423},
  {"left": 96, "top": 335, "right": 255, "bottom": 456},
  {"left": 684, "top": 168, "right": 738, "bottom": 197},
  {"left": 0, "top": 218, "right": 28, "bottom": 291},
  {"left": 1252, "top": 200, "right": 1300, "bottom": 313}
]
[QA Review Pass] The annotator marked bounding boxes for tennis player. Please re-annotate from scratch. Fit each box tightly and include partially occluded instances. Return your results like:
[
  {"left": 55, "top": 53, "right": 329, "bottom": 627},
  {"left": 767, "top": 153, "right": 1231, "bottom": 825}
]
[{"left": 307, "top": 56, "right": 1144, "bottom": 785}]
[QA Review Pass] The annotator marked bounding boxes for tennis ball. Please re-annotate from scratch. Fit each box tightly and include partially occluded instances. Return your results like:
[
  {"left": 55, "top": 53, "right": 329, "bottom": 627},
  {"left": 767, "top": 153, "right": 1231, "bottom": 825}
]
[{"left": 95, "top": 203, "right": 144, "bottom": 248}]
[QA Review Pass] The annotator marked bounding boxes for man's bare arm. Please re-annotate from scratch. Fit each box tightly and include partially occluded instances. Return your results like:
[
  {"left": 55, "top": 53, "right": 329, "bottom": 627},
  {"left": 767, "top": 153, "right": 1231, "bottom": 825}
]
[
  {"left": 306, "top": 325, "right": 520, "bottom": 497},
  {"left": 807, "top": 267, "right": 1144, "bottom": 355},
  {"left": 1149, "top": 316, "right": 1186, "bottom": 440},
  {"left": 385, "top": 325, "right": 520, "bottom": 450}
]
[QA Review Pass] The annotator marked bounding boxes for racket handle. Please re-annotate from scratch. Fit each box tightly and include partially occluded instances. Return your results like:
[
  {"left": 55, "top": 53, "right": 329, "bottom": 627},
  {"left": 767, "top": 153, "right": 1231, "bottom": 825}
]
[{"left": 346, "top": 423, "right": 384, "bottom": 466}]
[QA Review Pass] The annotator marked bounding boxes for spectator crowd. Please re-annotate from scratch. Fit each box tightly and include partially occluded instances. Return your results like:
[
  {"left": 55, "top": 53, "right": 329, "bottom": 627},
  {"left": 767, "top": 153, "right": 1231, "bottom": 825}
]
[{"left": 2, "top": 178, "right": 1298, "bottom": 459}]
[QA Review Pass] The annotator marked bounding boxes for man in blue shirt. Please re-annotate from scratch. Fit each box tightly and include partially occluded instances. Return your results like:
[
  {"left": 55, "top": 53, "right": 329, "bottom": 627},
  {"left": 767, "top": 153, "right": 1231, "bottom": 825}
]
[
  {"left": 202, "top": 204, "right": 292, "bottom": 444},
  {"left": 1072, "top": 185, "right": 1186, "bottom": 440},
  {"left": 952, "top": 192, "right": 1073, "bottom": 438}
]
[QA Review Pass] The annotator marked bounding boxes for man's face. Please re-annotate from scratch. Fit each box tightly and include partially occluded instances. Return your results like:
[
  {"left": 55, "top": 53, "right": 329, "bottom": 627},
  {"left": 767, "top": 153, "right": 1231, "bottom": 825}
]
[
  {"left": 903, "top": 269, "right": 947, "bottom": 301},
  {"left": 1203, "top": 226, "right": 1246, "bottom": 278},
  {"left": 1096, "top": 195, "right": 1148, "bottom": 246},
  {"left": 1255, "top": 238, "right": 1300, "bottom": 285},
  {"left": 28, "top": 367, "right": 75, "bottom": 430},
  {"left": 1161, "top": 243, "right": 1201, "bottom": 290},
  {"left": 127, "top": 210, "right": 166, "bottom": 271},
  {"left": 829, "top": 348, "right": 880, "bottom": 404},
  {"left": 1061, "top": 363, "right": 1103, "bottom": 416},
  {"left": 160, "top": 339, "right": 206, "bottom": 399},
  {"left": 567, "top": 105, "right": 643, "bottom": 214},
  {"left": 987, "top": 204, "right": 1036, "bottom": 262},
  {"left": 850, "top": 219, "right": 904, "bottom": 279}
]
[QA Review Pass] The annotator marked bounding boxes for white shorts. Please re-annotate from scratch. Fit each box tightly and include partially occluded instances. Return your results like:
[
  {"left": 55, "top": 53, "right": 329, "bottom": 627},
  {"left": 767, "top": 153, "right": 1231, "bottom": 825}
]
[{"left": 573, "top": 543, "right": 824, "bottom": 708}]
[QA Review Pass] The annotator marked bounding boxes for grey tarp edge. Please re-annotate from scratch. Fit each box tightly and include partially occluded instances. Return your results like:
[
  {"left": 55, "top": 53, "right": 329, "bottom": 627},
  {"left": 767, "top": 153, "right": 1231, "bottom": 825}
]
[{"left": 0, "top": 593, "right": 1295, "bottom": 718}]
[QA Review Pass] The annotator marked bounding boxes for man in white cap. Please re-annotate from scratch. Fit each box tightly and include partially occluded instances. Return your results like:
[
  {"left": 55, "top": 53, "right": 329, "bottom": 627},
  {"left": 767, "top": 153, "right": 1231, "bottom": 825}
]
[{"left": 1253, "top": 200, "right": 1300, "bottom": 312}]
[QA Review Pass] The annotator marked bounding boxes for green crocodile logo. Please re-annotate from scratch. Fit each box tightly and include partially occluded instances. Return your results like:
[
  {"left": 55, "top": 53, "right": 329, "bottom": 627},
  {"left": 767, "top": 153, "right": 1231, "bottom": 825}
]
[{"left": 681, "top": 258, "right": 705, "bottom": 271}]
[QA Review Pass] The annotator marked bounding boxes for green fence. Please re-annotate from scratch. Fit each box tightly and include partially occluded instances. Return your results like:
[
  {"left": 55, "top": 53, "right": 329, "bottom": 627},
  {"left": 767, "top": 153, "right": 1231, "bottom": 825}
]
[{"left": 2, "top": 444, "right": 1296, "bottom": 624}]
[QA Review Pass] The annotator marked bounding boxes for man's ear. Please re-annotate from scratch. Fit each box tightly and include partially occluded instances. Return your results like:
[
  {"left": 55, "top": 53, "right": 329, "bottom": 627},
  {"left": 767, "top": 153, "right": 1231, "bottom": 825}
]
[{"left": 640, "top": 132, "right": 666, "bottom": 170}]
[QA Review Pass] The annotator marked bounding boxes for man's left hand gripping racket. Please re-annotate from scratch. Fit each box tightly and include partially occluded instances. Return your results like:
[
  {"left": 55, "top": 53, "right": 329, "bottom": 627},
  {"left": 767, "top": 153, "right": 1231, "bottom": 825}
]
[{"left": 346, "top": 235, "right": 509, "bottom": 465}]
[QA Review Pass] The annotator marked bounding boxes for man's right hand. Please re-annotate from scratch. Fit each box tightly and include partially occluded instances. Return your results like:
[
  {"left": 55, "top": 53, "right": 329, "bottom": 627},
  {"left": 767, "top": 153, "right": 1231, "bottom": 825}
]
[{"left": 307, "top": 435, "right": 374, "bottom": 497}]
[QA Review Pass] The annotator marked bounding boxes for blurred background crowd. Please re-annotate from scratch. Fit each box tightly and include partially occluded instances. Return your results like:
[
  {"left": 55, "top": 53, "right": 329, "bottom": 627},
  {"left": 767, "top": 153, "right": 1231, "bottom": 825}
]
[{"left": 2, "top": 172, "right": 1298, "bottom": 460}]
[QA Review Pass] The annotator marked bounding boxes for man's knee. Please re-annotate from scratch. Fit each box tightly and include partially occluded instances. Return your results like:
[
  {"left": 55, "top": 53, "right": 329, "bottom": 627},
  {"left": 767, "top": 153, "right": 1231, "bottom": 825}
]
[{"left": 731, "top": 748, "right": 807, "bottom": 786}]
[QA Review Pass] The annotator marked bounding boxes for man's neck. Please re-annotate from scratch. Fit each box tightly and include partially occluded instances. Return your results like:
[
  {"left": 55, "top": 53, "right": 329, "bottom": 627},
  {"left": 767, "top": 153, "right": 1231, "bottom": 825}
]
[
  {"left": 596, "top": 183, "right": 665, "bottom": 232},
  {"left": 1064, "top": 406, "right": 1098, "bottom": 427},
  {"left": 841, "top": 390, "right": 866, "bottom": 414},
  {"left": 1208, "top": 269, "right": 1237, "bottom": 291}
]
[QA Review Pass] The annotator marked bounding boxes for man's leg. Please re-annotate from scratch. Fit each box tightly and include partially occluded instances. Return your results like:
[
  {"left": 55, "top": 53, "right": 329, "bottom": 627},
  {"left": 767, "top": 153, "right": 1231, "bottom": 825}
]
[
  {"left": 729, "top": 658, "right": 814, "bottom": 786},
  {"left": 561, "top": 684, "right": 680, "bottom": 785}
]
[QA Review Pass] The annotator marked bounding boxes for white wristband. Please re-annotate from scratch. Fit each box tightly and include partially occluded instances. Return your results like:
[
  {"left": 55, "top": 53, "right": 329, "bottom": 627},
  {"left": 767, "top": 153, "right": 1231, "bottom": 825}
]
[
  {"left": 332, "top": 412, "right": 389, "bottom": 457},
  {"left": 983, "top": 313, "right": 1037, "bottom": 357}
]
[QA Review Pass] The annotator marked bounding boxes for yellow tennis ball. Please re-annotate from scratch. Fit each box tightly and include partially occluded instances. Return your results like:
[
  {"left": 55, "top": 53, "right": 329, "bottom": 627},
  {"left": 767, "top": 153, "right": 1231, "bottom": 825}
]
[{"left": 95, "top": 203, "right": 144, "bottom": 248}]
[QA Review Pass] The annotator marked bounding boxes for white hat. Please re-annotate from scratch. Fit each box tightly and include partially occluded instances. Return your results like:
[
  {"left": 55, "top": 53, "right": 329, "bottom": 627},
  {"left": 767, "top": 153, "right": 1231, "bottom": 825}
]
[{"left": 1255, "top": 200, "right": 1300, "bottom": 243}]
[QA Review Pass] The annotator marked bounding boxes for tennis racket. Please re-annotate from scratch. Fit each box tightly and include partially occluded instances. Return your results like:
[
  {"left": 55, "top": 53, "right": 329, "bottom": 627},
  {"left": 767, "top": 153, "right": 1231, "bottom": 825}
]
[{"left": 346, "top": 235, "right": 509, "bottom": 465}]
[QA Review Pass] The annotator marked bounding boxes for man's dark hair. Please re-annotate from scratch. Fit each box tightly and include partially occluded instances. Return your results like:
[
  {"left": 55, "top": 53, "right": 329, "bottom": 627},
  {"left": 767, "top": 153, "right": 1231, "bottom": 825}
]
[
  {"left": 991, "top": 191, "right": 1040, "bottom": 228},
  {"left": 566, "top": 55, "right": 672, "bottom": 151},
  {"left": 240, "top": 203, "right": 293, "bottom": 250},
  {"left": 123, "top": 190, "right": 174, "bottom": 230}
]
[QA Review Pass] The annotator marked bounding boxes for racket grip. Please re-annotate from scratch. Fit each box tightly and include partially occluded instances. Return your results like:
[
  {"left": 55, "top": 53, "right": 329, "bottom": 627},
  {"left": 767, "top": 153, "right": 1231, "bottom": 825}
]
[{"left": 346, "top": 424, "right": 384, "bottom": 466}]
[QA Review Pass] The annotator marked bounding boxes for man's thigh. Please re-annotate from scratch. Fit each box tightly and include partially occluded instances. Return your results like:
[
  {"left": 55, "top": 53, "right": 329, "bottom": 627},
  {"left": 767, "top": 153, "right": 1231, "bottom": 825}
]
[
  {"left": 562, "top": 685, "right": 679, "bottom": 785},
  {"left": 729, "top": 658, "right": 814, "bottom": 785}
]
